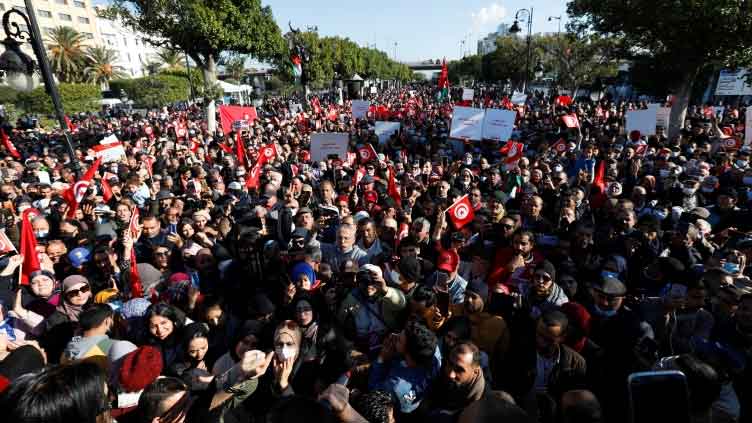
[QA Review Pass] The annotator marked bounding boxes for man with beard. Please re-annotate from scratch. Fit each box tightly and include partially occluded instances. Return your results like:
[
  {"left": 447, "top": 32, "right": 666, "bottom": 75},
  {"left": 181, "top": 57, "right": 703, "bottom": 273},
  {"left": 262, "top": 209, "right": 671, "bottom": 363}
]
[
  {"left": 420, "top": 342, "right": 488, "bottom": 421},
  {"left": 488, "top": 231, "right": 544, "bottom": 293},
  {"left": 523, "top": 261, "right": 569, "bottom": 319}
]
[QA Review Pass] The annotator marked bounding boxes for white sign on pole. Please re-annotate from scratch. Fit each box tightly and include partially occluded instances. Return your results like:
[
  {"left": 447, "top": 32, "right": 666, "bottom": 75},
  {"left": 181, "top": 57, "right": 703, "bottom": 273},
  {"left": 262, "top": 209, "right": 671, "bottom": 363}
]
[
  {"left": 716, "top": 69, "right": 752, "bottom": 96},
  {"left": 482, "top": 109, "right": 516, "bottom": 142},
  {"left": 511, "top": 92, "right": 527, "bottom": 104},
  {"left": 745, "top": 108, "right": 752, "bottom": 146},
  {"left": 370, "top": 86, "right": 377, "bottom": 94},
  {"left": 450, "top": 107, "right": 485, "bottom": 141},
  {"left": 626, "top": 110, "right": 657, "bottom": 136},
  {"left": 310, "top": 133, "right": 350, "bottom": 162},
  {"left": 655, "top": 107, "right": 671, "bottom": 129},
  {"left": 351, "top": 100, "right": 370, "bottom": 120},
  {"left": 375, "top": 121, "right": 401, "bottom": 145},
  {"left": 462, "top": 88, "right": 474, "bottom": 101}
]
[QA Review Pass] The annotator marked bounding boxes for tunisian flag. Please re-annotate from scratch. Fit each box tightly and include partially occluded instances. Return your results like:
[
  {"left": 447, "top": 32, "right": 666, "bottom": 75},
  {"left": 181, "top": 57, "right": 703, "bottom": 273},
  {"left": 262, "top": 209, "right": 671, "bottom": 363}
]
[
  {"left": 0, "top": 128, "right": 20, "bottom": 159},
  {"left": 257, "top": 144, "right": 277, "bottom": 167},
  {"left": 499, "top": 141, "right": 524, "bottom": 167},
  {"left": 590, "top": 160, "right": 607, "bottom": 209},
  {"left": 387, "top": 166, "right": 401, "bottom": 207},
  {"left": 446, "top": 194, "right": 475, "bottom": 229},
  {"left": 245, "top": 164, "right": 262, "bottom": 190},
  {"left": 357, "top": 144, "right": 378, "bottom": 163},
  {"left": 62, "top": 158, "right": 102, "bottom": 218},
  {"left": 235, "top": 132, "right": 247, "bottom": 169},
  {"left": 128, "top": 208, "right": 143, "bottom": 299},
  {"left": 20, "top": 208, "right": 41, "bottom": 285},
  {"left": 219, "top": 105, "right": 257, "bottom": 136}
]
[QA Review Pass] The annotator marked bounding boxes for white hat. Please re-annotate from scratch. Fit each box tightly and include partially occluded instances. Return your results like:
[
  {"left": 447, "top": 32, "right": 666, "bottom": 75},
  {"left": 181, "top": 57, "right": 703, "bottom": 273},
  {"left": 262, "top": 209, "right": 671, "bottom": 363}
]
[{"left": 228, "top": 181, "right": 242, "bottom": 190}]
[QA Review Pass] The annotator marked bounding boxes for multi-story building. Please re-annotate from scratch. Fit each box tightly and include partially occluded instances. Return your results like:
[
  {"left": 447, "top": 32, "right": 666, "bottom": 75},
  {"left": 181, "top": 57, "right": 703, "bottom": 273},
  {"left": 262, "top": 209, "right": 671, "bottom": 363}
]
[
  {"left": 0, "top": 0, "right": 102, "bottom": 51},
  {"left": 95, "top": 13, "right": 160, "bottom": 78},
  {"left": 477, "top": 23, "right": 511, "bottom": 56}
]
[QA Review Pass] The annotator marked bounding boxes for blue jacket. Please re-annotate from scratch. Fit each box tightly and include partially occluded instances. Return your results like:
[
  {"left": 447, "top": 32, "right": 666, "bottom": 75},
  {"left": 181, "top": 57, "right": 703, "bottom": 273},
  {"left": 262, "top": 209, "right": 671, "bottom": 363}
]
[{"left": 368, "top": 346, "right": 442, "bottom": 413}]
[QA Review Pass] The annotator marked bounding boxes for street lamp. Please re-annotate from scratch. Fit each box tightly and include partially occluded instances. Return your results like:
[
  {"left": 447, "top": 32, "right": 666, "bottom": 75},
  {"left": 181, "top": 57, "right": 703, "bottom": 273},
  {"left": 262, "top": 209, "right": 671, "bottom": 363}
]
[
  {"left": 0, "top": 2, "right": 80, "bottom": 176},
  {"left": 547, "top": 16, "right": 562, "bottom": 35},
  {"left": 509, "top": 8, "right": 534, "bottom": 93}
]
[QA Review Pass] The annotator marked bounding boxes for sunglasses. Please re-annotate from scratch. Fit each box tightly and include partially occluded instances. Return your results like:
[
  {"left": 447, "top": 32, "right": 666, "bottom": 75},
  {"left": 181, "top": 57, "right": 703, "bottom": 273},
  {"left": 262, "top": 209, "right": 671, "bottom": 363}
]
[{"left": 65, "top": 284, "right": 90, "bottom": 299}]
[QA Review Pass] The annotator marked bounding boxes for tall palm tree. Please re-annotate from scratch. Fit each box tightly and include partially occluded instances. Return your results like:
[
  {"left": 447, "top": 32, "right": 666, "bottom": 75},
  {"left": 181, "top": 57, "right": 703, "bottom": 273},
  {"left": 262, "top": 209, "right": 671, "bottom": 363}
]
[
  {"left": 156, "top": 48, "right": 185, "bottom": 71},
  {"left": 46, "top": 26, "right": 87, "bottom": 83},
  {"left": 84, "top": 46, "right": 127, "bottom": 90},
  {"left": 225, "top": 56, "right": 247, "bottom": 82}
]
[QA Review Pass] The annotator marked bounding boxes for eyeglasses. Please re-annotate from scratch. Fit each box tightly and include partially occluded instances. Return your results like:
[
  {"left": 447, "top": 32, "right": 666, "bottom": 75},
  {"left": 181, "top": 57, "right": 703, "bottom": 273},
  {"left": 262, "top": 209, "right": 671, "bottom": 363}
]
[{"left": 65, "top": 284, "right": 90, "bottom": 299}]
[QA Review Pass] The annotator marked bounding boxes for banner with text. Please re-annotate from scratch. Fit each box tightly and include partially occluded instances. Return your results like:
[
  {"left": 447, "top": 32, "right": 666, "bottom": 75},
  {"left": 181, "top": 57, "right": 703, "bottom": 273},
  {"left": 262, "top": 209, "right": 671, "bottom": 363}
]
[
  {"left": 716, "top": 69, "right": 752, "bottom": 96},
  {"left": 450, "top": 107, "right": 485, "bottom": 141},
  {"left": 310, "top": 133, "right": 350, "bottom": 162},
  {"left": 626, "top": 110, "right": 657, "bottom": 136},
  {"left": 462, "top": 88, "right": 474, "bottom": 101},
  {"left": 351, "top": 100, "right": 370, "bottom": 119},
  {"left": 482, "top": 109, "right": 516, "bottom": 142}
]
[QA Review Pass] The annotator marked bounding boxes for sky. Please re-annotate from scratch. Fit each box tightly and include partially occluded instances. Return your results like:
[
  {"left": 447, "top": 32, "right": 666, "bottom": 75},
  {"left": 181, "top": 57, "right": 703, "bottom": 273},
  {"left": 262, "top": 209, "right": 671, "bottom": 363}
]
[{"left": 265, "top": 0, "right": 570, "bottom": 62}]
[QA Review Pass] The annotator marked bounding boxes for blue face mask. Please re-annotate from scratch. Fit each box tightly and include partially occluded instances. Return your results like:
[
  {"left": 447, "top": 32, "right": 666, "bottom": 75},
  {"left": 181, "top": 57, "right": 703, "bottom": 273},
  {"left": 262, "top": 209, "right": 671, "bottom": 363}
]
[
  {"left": 601, "top": 270, "right": 619, "bottom": 280},
  {"left": 593, "top": 304, "right": 618, "bottom": 317},
  {"left": 722, "top": 262, "right": 740, "bottom": 274}
]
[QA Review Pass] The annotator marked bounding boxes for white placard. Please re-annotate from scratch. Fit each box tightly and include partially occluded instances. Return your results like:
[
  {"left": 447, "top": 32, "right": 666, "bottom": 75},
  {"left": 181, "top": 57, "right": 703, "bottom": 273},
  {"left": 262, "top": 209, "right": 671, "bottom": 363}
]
[
  {"left": 310, "top": 133, "right": 350, "bottom": 162},
  {"left": 370, "top": 86, "right": 377, "bottom": 94},
  {"left": 289, "top": 103, "right": 303, "bottom": 115},
  {"left": 511, "top": 91, "right": 527, "bottom": 104},
  {"left": 462, "top": 88, "right": 474, "bottom": 101},
  {"left": 375, "top": 121, "right": 401, "bottom": 145},
  {"left": 745, "top": 108, "right": 752, "bottom": 146},
  {"left": 626, "top": 110, "right": 657, "bottom": 136},
  {"left": 100, "top": 134, "right": 120, "bottom": 145},
  {"left": 450, "top": 107, "right": 485, "bottom": 140},
  {"left": 94, "top": 142, "right": 126, "bottom": 163},
  {"left": 482, "top": 109, "right": 516, "bottom": 142},
  {"left": 655, "top": 107, "right": 671, "bottom": 129},
  {"left": 351, "top": 100, "right": 370, "bottom": 120},
  {"left": 716, "top": 69, "right": 752, "bottom": 96}
]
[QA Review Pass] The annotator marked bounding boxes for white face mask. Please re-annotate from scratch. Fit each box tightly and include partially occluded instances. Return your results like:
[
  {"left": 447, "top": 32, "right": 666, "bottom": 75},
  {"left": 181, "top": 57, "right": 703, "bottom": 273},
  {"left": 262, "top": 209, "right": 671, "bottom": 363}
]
[
  {"left": 275, "top": 346, "right": 297, "bottom": 361},
  {"left": 682, "top": 187, "right": 696, "bottom": 196}
]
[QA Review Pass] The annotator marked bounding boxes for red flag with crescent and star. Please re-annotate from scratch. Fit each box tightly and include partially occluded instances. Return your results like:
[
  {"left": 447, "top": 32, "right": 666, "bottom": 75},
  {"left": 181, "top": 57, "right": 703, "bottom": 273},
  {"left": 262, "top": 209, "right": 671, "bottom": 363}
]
[{"left": 62, "top": 158, "right": 102, "bottom": 219}]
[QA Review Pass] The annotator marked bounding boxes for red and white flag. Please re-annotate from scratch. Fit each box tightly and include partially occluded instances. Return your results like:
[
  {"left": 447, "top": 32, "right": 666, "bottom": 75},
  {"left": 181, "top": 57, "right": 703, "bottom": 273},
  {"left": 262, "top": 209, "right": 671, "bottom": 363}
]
[
  {"left": 562, "top": 114, "right": 580, "bottom": 128},
  {"left": 357, "top": 144, "right": 378, "bottom": 163},
  {"left": 0, "top": 229, "right": 16, "bottom": 255},
  {"left": 445, "top": 194, "right": 475, "bottom": 229},
  {"left": 551, "top": 138, "right": 568, "bottom": 155},
  {"left": 499, "top": 141, "right": 524, "bottom": 166},
  {"left": 62, "top": 158, "right": 102, "bottom": 218},
  {"left": 257, "top": 144, "right": 277, "bottom": 167},
  {"left": 387, "top": 166, "right": 401, "bottom": 207},
  {"left": 64, "top": 115, "right": 77, "bottom": 132},
  {"left": 352, "top": 167, "right": 366, "bottom": 187},
  {"left": 245, "top": 164, "right": 262, "bottom": 189},
  {"left": 633, "top": 144, "right": 648, "bottom": 156},
  {"left": 20, "top": 208, "right": 41, "bottom": 285},
  {"left": 0, "top": 128, "right": 20, "bottom": 160},
  {"left": 235, "top": 132, "right": 247, "bottom": 169}
]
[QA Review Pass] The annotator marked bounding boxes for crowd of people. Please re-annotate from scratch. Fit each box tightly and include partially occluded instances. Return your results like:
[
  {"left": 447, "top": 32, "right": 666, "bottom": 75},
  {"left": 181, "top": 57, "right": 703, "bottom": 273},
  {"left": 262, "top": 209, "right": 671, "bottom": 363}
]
[{"left": 0, "top": 82, "right": 749, "bottom": 423}]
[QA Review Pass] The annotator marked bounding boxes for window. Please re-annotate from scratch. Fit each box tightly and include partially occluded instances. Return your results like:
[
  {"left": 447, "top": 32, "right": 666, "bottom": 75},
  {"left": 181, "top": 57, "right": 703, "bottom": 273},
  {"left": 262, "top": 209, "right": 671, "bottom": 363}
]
[
  {"left": 0, "top": 4, "right": 5, "bottom": 11},
  {"left": 123, "top": 36, "right": 127, "bottom": 45},
  {"left": 44, "top": 27, "right": 55, "bottom": 35},
  {"left": 81, "top": 32, "right": 93, "bottom": 39},
  {"left": 55, "top": 0, "right": 68, "bottom": 5},
  {"left": 126, "top": 53, "right": 131, "bottom": 61},
  {"left": 37, "top": 10, "right": 52, "bottom": 18},
  {"left": 74, "top": 0, "right": 85, "bottom": 7},
  {"left": 78, "top": 16, "right": 89, "bottom": 24},
  {"left": 58, "top": 13, "right": 72, "bottom": 21}
]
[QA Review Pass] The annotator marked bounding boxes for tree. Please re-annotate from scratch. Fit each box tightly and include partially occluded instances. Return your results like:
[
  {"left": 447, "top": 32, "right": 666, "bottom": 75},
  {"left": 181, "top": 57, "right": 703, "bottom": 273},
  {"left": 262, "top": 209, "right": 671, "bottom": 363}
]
[
  {"left": 568, "top": 0, "right": 752, "bottom": 137},
  {"left": 104, "top": 0, "right": 286, "bottom": 131},
  {"left": 109, "top": 75, "right": 189, "bottom": 108},
  {"left": 84, "top": 46, "right": 128, "bottom": 90},
  {"left": 536, "top": 33, "right": 618, "bottom": 94},
  {"left": 156, "top": 48, "right": 186, "bottom": 71},
  {"left": 17, "top": 83, "right": 101, "bottom": 114},
  {"left": 223, "top": 55, "right": 247, "bottom": 82},
  {"left": 46, "top": 26, "right": 87, "bottom": 83}
]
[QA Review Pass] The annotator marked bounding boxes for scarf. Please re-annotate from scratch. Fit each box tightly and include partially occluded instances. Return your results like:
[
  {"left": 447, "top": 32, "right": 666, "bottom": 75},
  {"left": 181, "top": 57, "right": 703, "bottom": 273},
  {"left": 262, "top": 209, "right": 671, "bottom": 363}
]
[{"left": 56, "top": 299, "right": 85, "bottom": 322}]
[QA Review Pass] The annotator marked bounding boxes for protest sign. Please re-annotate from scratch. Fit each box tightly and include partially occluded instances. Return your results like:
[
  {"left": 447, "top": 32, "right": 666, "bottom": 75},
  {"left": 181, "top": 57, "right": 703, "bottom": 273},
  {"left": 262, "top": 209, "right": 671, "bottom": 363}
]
[
  {"left": 289, "top": 103, "right": 303, "bottom": 115},
  {"left": 370, "top": 86, "right": 377, "bottom": 94},
  {"left": 310, "top": 133, "right": 350, "bottom": 162},
  {"left": 375, "top": 121, "right": 401, "bottom": 145},
  {"left": 716, "top": 69, "right": 752, "bottom": 96},
  {"left": 482, "top": 109, "right": 516, "bottom": 142},
  {"left": 93, "top": 135, "right": 126, "bottom": 163},
  {"left": 511, "top": 92, "right": 527, "bottom": 104},
  {"left": 462, "top": 88, "right": 474, "bottom": 101},
  {"left": 626, "top": 110, "right": 657, "bottom": 136},
  {"left": 655, "top": 107, "right": 671, "bottom": 129},
  {"left": 351, "top": 100, "right": 370, "bottom": 119},
  {"left": 450, "top": 107, "right": 485, "bottom": 141}
]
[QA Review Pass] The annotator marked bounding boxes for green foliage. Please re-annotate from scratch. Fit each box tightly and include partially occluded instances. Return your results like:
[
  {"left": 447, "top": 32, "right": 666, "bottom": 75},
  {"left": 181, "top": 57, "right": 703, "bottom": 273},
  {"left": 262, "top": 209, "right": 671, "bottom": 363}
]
[
  {"left": 265, "top": 75, "right": 286, "bottom": 92},
  {"left": 275, "top": 31, "right": 414, "bottom": 84},
  {"left": 412, "top": 72, "right": 427, "bottom": 81},
  {"left": 222, "top": 55, "right": 247, "bottom": 81},
  {"left": 84, "top": 46, "right": 128, "bottom": 87},
  {"left": 0, "top": 86, "right": 20, "bottom": 105},
  {"left": 16, "top": 83, "right": 101, "bottom": 115},
  {"left": 156, "top": 48, "right": 186, "bottom": 71},
  {"left": 110, "top": 75, "right": 189, "bottom": 108},
  {"left": 46, "top": 26, "right": 88, "bottom": 83}
]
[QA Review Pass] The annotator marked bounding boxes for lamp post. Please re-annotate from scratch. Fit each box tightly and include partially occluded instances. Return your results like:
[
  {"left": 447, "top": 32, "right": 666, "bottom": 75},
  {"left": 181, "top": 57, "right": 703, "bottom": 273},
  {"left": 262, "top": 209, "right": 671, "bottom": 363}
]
[
  {"left": 547, "top": 16, "right": 562, "bottom": 36},
  {"left": 508, "top": 8, "right": 534, "bottom": 93},
  {"left": 0, "top": 1, "right": 80, "bottom": 176}
]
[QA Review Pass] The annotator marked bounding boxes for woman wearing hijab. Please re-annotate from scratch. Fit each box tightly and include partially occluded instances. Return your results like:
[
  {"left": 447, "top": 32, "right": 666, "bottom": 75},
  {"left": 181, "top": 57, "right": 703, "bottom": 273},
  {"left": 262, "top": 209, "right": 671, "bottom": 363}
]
[
  {"left": 38, "top": 275, "right": 93, "bottom": 364},
  {"left": 290, "top": 295, "right": 337, "bottom": 365},
  {"left": 211, "top": 319, "right": 265, "bottom": 385},
  {"left": 168, "top": 322, "right": 213, "bottom": 391},
  {"left": 10, "top": 270, "right": 61, "bottom": 336}
]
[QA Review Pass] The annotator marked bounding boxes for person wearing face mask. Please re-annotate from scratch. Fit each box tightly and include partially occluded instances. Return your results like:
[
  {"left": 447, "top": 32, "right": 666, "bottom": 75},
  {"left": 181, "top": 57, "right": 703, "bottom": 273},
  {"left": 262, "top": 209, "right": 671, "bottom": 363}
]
[
  {"left": 587, "top": 276, "right": 653, "bottom": 423},
  {"left": 30, "top": 215, "right": 50, "bottom": 242}
]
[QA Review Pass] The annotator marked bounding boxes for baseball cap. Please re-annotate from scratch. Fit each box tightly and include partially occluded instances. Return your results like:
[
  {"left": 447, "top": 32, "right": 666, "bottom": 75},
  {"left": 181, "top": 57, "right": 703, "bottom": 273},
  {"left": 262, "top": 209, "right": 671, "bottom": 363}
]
[
  {"left": 68, "top": 247, "right": 91, "bottom": 267},
  {"left": 437, "top": 250, "right": 459, "bottom": 273}
]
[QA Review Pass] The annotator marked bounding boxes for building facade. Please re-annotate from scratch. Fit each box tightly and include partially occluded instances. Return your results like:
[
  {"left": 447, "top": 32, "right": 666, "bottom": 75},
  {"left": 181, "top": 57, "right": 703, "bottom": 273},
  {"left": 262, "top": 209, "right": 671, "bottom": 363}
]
[
  {"left": 477, "top": 23, "right": 511, "bottom": 56},
  {"left": 95, "top": 14, "right": 160, "bottom": 78}
]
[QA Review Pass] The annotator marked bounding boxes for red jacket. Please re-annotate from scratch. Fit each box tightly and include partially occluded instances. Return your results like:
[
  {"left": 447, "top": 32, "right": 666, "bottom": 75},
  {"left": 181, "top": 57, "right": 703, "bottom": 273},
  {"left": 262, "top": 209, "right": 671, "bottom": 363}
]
[{"left": 487, "top": 247, "right": 544, "bottom": 292}]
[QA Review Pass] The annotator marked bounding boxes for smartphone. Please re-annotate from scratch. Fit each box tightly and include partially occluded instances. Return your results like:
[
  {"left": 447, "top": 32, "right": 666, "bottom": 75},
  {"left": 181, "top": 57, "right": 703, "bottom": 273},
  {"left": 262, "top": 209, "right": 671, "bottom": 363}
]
[
  {"left": 298, "top": 190, "right": 311, "bottom": 206},
  {"left": 627, "top": 371, "right": 690, "bottom": 423}
]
